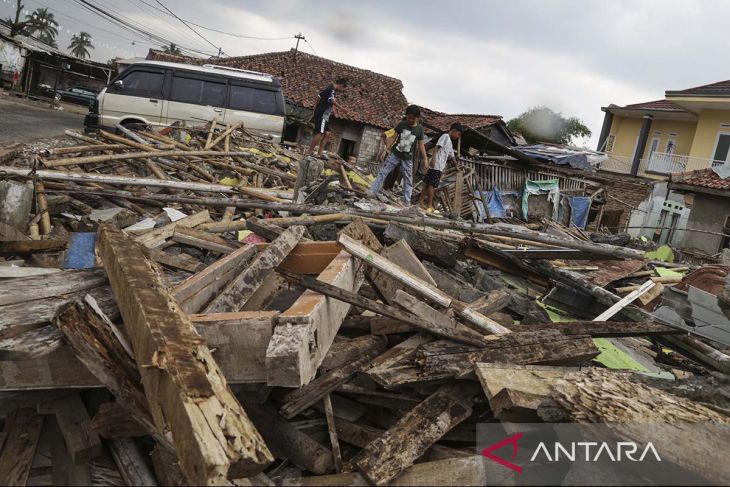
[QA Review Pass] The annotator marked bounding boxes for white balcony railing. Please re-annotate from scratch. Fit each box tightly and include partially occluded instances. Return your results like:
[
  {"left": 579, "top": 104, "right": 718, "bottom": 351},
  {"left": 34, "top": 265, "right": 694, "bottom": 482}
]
[{"left": 646, "top": 152, "right": 688, "bottom": 174}]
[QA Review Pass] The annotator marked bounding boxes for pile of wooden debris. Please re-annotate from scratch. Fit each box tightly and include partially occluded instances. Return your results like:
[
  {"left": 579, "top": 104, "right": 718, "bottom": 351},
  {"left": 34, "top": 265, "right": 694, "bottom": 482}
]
[{"left": 0, "top": 125, "right": 728, "bottom": 486}]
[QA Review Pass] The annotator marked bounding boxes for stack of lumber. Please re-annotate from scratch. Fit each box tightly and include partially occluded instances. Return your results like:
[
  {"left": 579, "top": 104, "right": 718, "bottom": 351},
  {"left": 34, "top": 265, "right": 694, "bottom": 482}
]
[{"left": 0, "top": 126, "right": 728, "bottom": 486}]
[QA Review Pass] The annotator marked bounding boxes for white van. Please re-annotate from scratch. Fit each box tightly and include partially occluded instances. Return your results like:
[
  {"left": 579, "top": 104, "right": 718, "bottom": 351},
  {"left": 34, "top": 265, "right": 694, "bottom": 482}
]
[{"left": 85, "top": 61, "right": 285, "bottom": 142}]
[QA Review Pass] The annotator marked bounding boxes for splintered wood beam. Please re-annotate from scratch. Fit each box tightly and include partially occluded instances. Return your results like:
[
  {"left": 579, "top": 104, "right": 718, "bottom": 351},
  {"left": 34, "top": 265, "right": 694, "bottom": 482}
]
[
  {"left": 0, "top": 239, "right": 66, "bottom": 255},
  {"left": 108, "top": 437, "right": 158, "bottom": 487},
  {"left": 323, "top": 394, "right": 343, "bottom": 473},
  {"left": 279, "top": 337, "right": 387, "bottom": 419},
  {"left": 349, "top": 382, "right": 477, "bottom": 486},
  {"left": 0, "top": 408, "right": 44, "bottom": 486},
  {"left": 417, "top": 329, "right": 600, "bottom": 380},
  {"left": 369, "top": 239, "right": 437, "bottom": 305},
  {"left": 172, "top": 226, "right": 238, "bottom": 254},
  {"left": 97, "top": 224, "right": 272, "bottom": 484},
  {"left": 0, "top": 269, "right": 107, "bottom": 306},
  {"left": 54, "top": 298, "right": 170, "bottom": 448},
  {"left": 338, "top": 234, "right": 510, "bottom": 336},
  {"left": 267, "top": 250, "right": 365, "bottom": 387},
  {"left": 204, "top": 225, "right": 306, "bottom": 313}
]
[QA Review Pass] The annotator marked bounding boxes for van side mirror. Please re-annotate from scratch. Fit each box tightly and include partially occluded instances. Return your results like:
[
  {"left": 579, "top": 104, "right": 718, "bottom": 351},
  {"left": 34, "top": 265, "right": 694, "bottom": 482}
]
[{"left": 113, "top": 80, "right": 124, "bottom": 91}]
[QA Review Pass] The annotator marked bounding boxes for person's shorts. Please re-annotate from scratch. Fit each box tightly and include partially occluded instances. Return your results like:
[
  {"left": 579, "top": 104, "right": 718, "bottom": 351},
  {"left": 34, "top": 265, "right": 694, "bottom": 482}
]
[
  {"left": 424, "top": 169, "right": 443, "bottom": 188},
  {"left": 313, "top": 114, "right": 329, "bottom": 134}
]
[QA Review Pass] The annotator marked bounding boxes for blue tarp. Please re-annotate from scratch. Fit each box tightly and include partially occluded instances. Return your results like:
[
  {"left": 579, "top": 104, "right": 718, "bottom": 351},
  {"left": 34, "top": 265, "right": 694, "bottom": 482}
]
[
  {"left": 568, "top": 196, "right": 591, "bottom": 229},
  {"left": 62, "top": 232, "right": 96, "bottom": 269},
  {"left": 473, "top": 187, "right": 521, "bottom": 220}
]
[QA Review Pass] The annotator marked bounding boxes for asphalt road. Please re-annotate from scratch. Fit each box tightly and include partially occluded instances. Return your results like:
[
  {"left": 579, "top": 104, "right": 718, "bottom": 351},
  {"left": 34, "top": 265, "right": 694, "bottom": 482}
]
[{"left": 0, "top": 97, "right": 85, "bottom": 144}]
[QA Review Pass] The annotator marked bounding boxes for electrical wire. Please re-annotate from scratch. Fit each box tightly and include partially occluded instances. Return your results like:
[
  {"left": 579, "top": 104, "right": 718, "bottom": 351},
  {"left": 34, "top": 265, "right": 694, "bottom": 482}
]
[
  {"left": 304, "top": 38, "right": 317, "bottom": 56},
  {"left": 153, "top": 0, "right": 221, "bottom": 54}
]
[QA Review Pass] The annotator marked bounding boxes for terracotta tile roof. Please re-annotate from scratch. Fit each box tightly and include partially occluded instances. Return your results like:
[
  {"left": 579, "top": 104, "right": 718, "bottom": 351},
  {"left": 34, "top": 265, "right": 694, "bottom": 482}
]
[
  {"left": 621, "top": 99, "right": 686, "bottom": 112},
  {"left": 146, "top": 49, "right": 407, "bottom": 128},
  {"left": 673, "top": 168, "right": 730, "bottom": 191},
  {"left": 420, "top": 107, "right": 502, "bottom": 132},
  {"left": 667, "top": 80, "right": 730, "bottom": 97}
]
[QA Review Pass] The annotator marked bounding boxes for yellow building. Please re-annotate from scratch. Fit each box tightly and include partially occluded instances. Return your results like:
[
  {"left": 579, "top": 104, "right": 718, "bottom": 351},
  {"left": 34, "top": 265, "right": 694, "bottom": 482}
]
[{"left": 597, "top": 80, "right": 730, "bottom": 177}]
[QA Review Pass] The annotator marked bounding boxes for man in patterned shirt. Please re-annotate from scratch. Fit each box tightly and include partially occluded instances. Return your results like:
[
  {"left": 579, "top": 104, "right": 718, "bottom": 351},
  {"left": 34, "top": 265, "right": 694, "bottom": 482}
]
[{"left": 369, "top": 105, "right": 428, "bottom": 205}]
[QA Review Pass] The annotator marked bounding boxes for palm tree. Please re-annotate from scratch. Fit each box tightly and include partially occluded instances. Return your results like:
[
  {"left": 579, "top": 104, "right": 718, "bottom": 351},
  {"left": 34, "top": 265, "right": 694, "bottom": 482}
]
[
  {"left": 163, "top": 43, "right": 182, "bottom": 55},
  {"left": 3, "top": 0, "right": 29, "bottom": 37},
  {"left": 68, "top": 32, "right": 94, "bottom": 59},
  {"left": 26, "top": 8, "right": 58, "bottom": 47}
]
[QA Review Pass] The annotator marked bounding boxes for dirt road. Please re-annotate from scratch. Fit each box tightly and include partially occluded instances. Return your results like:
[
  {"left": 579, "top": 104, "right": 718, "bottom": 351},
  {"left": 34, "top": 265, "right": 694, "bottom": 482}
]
[{"left": 0, "top": 96, "right": 85, "bottom": 144}]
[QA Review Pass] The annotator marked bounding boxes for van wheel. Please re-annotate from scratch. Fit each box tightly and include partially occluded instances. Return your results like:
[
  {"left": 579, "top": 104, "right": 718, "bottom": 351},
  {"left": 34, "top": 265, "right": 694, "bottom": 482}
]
[{"left": 116, "top": 120, "right": 146, "bottom": 134}]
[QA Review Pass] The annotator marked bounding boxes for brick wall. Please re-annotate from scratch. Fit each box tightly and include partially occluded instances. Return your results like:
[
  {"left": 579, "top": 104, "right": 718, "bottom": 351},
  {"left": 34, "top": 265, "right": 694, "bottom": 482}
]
[
  {"left": 602, "top": 175, "right": 655, "bottom": 231},
  {"left": 358, "top": 125, "right": 384, "bottom": 169}
]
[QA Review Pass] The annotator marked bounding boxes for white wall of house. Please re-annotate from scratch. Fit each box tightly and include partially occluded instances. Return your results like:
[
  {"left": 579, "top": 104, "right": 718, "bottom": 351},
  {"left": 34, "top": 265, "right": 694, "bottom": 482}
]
[{"left": 628, "top": 182, "right": 690, "bottom": 246}]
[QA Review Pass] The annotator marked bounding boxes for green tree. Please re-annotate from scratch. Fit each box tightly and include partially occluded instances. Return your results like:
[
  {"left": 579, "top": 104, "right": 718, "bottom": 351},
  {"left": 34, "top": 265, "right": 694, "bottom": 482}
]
[
  {"left": 163, "top": 42, "right": 182, "bottom": 55},
  {"left": 507, "top": 106, "right": 592, "bottom": 145},
  {"left": 25, "top": 8, "right": 58, "bottom": 48},
  {"left": 68, "top": 32, "right": 94, "bottom": 59}
]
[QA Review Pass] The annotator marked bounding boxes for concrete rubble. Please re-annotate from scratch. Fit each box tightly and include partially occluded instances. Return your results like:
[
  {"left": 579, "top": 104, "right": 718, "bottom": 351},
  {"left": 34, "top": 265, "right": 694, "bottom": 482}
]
[{"left": 0, "top": 122, "right": 729, "bottom": 486}]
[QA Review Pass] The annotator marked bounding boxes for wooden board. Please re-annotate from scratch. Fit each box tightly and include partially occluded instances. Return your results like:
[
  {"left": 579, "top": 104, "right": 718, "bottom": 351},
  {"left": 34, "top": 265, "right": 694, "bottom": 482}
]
[
  {"left": 370, "top": 239, "right": 436, "bottom": 305},
  {"left": 349, "top": 382, "right": 477, "bottom": 485},
  {"left": 267, "top": 250, "right": 365, "bottom": 387},
  {"left": 0, "top": 408, "right": 44, "bottom": 486},
  {"left": 97, "top": 224, "right": 272, "bottom": 484}
]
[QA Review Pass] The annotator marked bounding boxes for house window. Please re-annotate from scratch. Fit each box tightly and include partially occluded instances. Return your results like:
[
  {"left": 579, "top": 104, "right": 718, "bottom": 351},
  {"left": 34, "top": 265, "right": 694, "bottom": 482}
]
[
  {"left": 605, "top": 134, "right": 615, "bottom": 152},
  {"left": 711, "top": 132, "right": 730, "bottom": 166},
  {"left": 665, "top": 138, "right": 677, "bottom": 155}
]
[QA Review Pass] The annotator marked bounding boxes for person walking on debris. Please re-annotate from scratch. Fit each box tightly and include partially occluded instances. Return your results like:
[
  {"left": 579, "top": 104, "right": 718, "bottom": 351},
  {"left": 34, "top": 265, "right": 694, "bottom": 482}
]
[
  {"left": 308, "top": 77, "right": 348, "bottom": 155},
  {"left": 418, "top": 122, "right": 463, "bottom": 211},
  {"left": 369, "top": 105, "right": 428, "bottom": 205}
]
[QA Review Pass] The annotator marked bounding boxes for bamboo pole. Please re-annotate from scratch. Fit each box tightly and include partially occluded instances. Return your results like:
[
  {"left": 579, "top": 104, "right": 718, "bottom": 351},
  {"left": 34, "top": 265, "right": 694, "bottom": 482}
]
[
  {"left": 34, "top": 181, "right": 51, "bottom": 235},
  {"left": 41, "top": 150, "right": 258, "bottom": 168}
]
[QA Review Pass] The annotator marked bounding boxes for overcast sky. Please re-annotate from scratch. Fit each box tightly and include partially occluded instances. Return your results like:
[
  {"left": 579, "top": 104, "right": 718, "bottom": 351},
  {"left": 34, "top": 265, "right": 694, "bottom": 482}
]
[{"left": 4, "top": 0, "right": 730, "bottom": 147}]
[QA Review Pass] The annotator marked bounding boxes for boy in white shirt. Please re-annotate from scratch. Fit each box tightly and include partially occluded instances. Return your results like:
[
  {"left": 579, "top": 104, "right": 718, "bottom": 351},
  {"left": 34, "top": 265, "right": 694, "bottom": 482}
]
[{"left": 418, "top": 122, "right": 463, "bottom": 211}]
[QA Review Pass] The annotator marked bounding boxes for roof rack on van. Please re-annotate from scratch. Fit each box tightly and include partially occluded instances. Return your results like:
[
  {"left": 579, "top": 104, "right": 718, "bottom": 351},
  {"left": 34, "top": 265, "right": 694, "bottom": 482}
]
[{"left": 201, "top": 64, "right": 273, "bottom": 78}]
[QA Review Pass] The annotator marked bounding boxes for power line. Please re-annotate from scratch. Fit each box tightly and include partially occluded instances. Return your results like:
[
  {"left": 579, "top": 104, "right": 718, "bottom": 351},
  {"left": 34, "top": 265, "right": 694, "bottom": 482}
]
[
  {"left": 304, "top": 38, "right": 317, "bottom": 56},
  {"left": 134, "top": 0, "right": 295, "bottom": 41},
  {"left": 153, "top": 0, "right": 221, "bottom": 56}
]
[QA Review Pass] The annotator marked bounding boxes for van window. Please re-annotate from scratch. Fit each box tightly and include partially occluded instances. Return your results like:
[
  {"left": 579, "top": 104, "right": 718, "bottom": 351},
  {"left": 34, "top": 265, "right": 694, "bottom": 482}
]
[
  {"left": 121, "top": 70, "right": 164, "bottom": 97},
  {"left": 229, "top": 85, "right": 279, "bottom": 115},
  {"left": 171, "top": 75, "right": 226, "bottom": 107}
]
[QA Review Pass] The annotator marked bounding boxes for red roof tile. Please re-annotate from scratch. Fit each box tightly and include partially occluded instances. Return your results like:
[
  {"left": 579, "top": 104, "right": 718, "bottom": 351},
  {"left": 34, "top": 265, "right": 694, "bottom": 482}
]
[
  {"left": 622, "top": 99, "right": 686, "bottom": 112},
  {"left": 667, "top": 80, "right": 730, "bottom": 97},
  {"left": 674, "top": 169, "right": 730, "bottom": 190},
  {"left": 420, "top": 107, "right": 502, "bottom": 132},
  {"left": 147, "top": 49, "right": 407, "bottom": 128}
]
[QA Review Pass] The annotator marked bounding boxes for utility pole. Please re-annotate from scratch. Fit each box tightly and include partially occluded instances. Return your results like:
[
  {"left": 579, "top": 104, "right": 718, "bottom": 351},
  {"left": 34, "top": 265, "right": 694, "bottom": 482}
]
[
  {"left": 217, "top": 47, "right": 222, "bottom": 59},
  {"left": 294, "top": 33, "right": 305, "bottom": 53}
]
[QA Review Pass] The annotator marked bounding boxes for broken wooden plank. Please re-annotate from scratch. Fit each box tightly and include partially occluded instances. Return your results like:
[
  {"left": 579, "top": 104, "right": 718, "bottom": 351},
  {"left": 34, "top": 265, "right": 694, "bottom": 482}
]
[
  {"left": 173, "top": 244, "right": 257, "bottom": 313},
  {"left": 267, "top": 250, "right": 365, "bottom": 387},
  {"left": 475, "top": 363, "right": 576, "bottom": 422},
  {"left": 0, "top": 325, "right": 65, "bottom": 360},
  {"left": 108, "top": 437, "right": 158, "bottom": 486},
  {"left": 509, "top": 320, "right": 679, "bottom": 337},
  {"left": 366, "top": 333, "right": 433, "bottom": 389},
  {"left": 190, "top": 311, "right": 278, "bottom": 383},
  {"left": 0, "top": 269, "right": 106, "bottom": 306},
  {"left": 97, "top": 224, "right": 272, "bottom": 483},
  {"left": 282, "top": 456, "right": 485, "bottom": 486},
  {"left": 280, "top": 271, "right": 485, "bottom": 346},
  {"left": 240, "top": 399, "right": 334, "bottom": 475},
  {"left": 320, "top": 335, "right": 387, "bottom": 372},
  {"left": 349, "top": 382, "right": 477, "bottom": 485},
  {"left": 54, "top": 298, "right": 167, "bottom": 447},
  {"left": 47, "top": 416, "right": 91, "bottom": 487},
  {"left": 0, "top": 408, "right": 44, "bottom": 486},
  {"left": 172, "top": 226, "right": 237, "bottom": 254},
  {"left": 323, "top": 394, "right": 343, "bottom": 473},
  {"left": 593, "top": 279, "right": 655, "bottom": 321},
  {"left": 144, "top": 247, "right": 205, "bottom": 273},
  {"left": 205, "top": 225, "right": 305, "bottom": 313},
  {"left": 91, "top": 402, "right": 148, "bottom": 438},
  {"left": 279, "top": 338, "right": 387, "bottom": 419},
  {"left": 43, "top": 394, "right": 102, "bottom": 465},
  {"left": 338, "top": 234, "right": 511, "bottom": 336},
  {"left": 417, "top": 330, "right": 600, "bottom": 380},
  {"left": 0, "top": 239, "right": 65, "bottom": 255},
  {"left": 134, "top": 209, "right": 210, "bottom": 248},
  {"left": 369, "top": 239, "right": 437, "bottom": 305}
]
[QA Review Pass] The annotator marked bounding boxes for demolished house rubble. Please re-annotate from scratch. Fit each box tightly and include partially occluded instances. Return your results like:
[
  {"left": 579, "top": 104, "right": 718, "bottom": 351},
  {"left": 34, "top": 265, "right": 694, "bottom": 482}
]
[{"left": 0, "top": 121, "right": 729, "bottom": 486}]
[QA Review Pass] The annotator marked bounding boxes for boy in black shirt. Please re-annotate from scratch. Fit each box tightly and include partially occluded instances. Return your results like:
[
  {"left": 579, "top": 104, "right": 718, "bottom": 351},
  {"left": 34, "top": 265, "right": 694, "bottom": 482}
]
[
  {"left": 370, "top": 105, "right": 428, "bottom": 205},
  {"left": 308, "top": 77, "right": 348, "bottom": 155}
]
